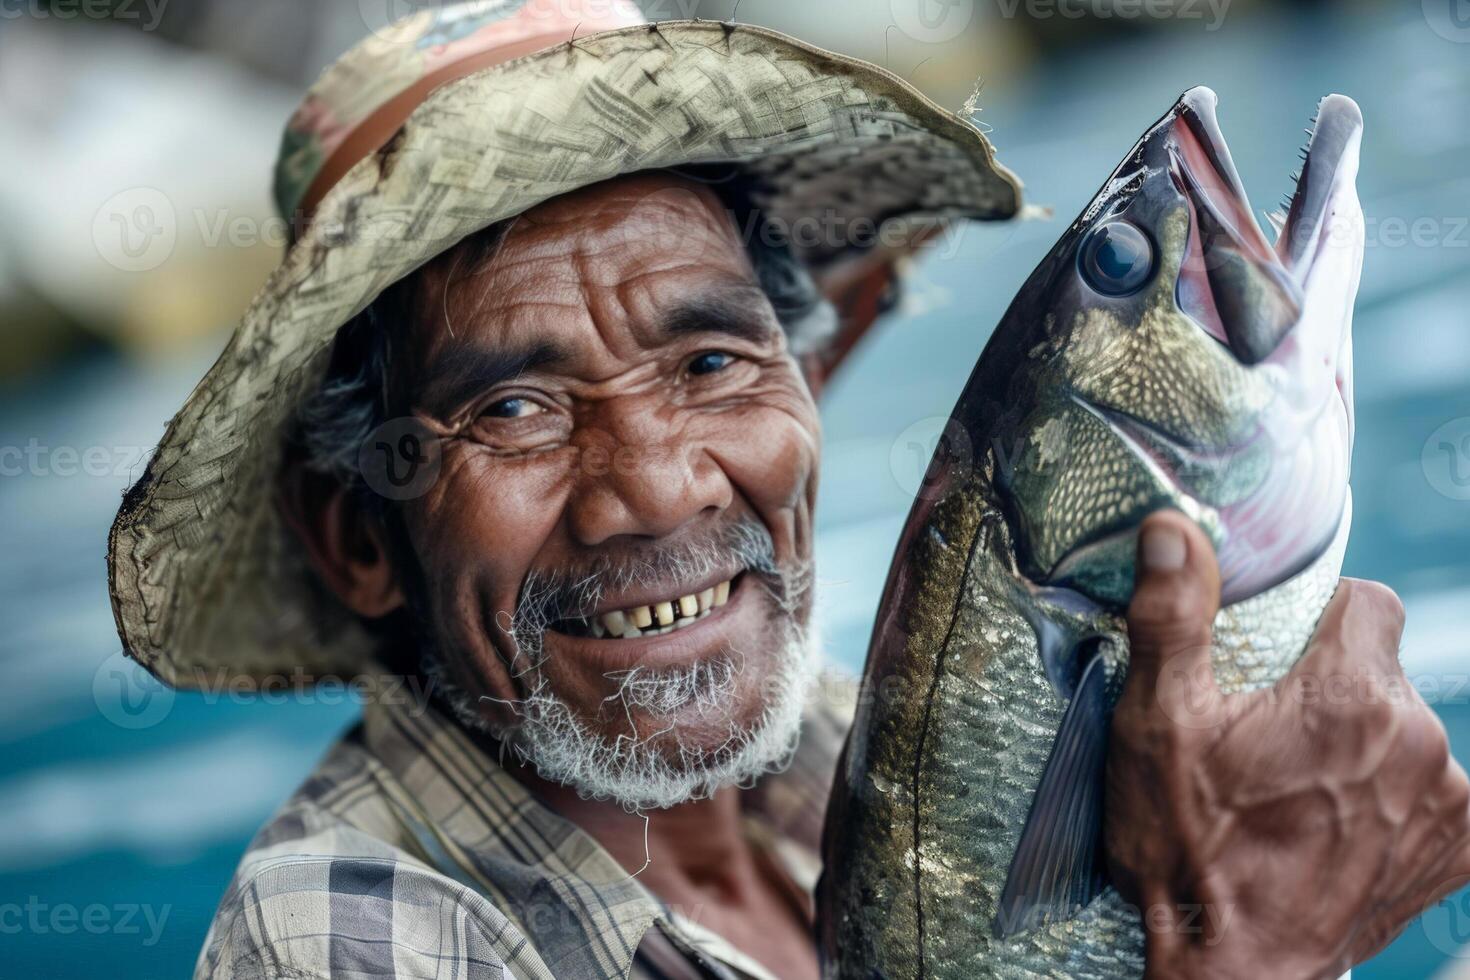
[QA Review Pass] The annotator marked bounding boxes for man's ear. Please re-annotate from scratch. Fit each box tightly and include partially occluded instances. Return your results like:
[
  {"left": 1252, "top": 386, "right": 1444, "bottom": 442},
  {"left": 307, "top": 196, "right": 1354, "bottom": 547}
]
[{"left": 277, "top": 464, "right": 405, "bottom": 618}]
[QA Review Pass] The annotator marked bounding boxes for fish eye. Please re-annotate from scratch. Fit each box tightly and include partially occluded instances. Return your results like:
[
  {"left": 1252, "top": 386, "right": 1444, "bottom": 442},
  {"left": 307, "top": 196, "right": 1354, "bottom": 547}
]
[{"left": 1078, "top": 220, "right": 1154, "bottom": 296}]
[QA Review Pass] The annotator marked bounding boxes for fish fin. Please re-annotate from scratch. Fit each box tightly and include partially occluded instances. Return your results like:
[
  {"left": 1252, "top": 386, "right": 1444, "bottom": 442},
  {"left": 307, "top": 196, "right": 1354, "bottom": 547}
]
[{"left": 994, "top": 653, "right": 1111, "bottom": 938}]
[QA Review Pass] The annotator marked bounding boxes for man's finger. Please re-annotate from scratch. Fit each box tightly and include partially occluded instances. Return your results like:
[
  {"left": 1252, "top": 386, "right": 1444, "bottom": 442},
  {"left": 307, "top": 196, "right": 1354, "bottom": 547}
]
[{"left": 1123, "top": 510, "right": 1224, "bottom": 719}]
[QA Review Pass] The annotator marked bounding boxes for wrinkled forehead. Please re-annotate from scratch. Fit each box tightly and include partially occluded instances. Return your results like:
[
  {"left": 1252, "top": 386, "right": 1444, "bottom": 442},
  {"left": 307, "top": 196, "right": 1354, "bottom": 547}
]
[
  {"left": 517, "top": 173, "right": 744, "bottom": 264},
  {"left": 396, "top": 172, "right": 773, "bottom": 382}
]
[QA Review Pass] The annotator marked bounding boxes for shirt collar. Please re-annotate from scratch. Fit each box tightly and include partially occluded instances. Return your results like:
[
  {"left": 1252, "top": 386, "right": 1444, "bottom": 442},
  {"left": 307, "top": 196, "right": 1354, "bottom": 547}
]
[{"left": 358, "top": 676, "right": 851, "bottom": 979}]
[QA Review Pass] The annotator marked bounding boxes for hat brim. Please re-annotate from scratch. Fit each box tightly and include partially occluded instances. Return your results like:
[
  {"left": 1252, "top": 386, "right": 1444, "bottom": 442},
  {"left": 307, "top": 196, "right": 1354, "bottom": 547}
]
[{"left": 108, "top": 19, "right": 1022, "bottom": 688}]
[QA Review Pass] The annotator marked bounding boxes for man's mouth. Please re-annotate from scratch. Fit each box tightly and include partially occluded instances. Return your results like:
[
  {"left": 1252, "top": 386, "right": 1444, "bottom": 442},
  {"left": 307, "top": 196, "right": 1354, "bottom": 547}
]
[{"left": 550, "top": 571, "right": 745, "bottom": 640}]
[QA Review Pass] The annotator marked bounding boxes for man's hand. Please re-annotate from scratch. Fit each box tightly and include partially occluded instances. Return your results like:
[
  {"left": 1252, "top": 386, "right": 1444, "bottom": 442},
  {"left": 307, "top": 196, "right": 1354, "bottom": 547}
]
[{"left": 1106, "top": 510, "right": 1470, "bottom": 980}]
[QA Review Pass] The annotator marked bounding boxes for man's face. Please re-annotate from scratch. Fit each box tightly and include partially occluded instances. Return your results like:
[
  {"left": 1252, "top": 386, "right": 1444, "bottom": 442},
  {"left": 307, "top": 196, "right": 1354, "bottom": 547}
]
[{"left": 392, "top": 173, "right": 822, "bottom": 807}]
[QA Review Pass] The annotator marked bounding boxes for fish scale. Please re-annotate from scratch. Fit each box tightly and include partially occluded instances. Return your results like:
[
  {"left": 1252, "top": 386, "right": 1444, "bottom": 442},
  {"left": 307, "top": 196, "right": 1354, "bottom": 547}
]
[
  {"left": 818, "top": 417, "right": 1350, "bottom": 979},
  {"left": 819, "top": 87, "right": 1364, "bottom": 977}
]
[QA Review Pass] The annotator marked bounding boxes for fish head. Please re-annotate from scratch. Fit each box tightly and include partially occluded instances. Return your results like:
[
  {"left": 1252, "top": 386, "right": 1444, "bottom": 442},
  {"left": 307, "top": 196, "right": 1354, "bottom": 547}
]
[{"left": 987, "top": 86, "right": 1363, "bottom": 607}]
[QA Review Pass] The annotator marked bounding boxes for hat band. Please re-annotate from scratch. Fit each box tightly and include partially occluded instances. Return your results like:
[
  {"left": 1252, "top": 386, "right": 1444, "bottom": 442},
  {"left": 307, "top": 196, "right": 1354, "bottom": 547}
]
[{"left": 295, "top": 30, "right": 586, "bottom": 235}]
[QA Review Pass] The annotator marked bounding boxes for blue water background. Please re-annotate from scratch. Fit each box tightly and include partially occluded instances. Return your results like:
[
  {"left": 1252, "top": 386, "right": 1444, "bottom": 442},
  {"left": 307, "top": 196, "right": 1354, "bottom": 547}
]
[{"left": 1, "top": 3, "right": 1466, "bottom": 976}]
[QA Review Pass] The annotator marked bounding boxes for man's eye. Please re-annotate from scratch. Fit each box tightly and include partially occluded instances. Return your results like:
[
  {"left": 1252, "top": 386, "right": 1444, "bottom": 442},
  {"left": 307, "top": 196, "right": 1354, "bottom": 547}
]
[
  {"left": 483, "top": 397, "right": 543, "bottom": 419},
  {"left": 688, "top": 351, "right": 735, "bottom": 376}
]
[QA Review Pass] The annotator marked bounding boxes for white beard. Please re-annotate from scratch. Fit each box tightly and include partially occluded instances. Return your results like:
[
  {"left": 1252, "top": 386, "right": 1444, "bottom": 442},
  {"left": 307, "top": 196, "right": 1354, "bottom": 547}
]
[
  {"left": 510, "top": 627, "right": 817, "bottom": 811},
  {"left": 421, "top": 517, "right": 818, "bottom": 811},
  {"left": 430, "top": 620, "right": 819, "bottom": 812}
]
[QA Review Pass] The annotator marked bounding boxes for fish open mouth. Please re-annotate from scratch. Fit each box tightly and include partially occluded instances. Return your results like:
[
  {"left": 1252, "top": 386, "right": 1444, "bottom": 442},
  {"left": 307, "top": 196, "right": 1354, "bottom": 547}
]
[
  {"left": 1169, "top": 89, "right": 1362, "bottom": 602},
  {"left": 1171, "top": 88, "right": 1363, "bottom": 367}
]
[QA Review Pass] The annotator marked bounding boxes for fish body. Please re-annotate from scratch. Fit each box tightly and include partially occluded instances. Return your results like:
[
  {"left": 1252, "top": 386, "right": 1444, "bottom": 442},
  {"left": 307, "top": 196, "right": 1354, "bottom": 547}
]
[{"left": 818, "top": 87, "right": 1364, "bottom": 978}]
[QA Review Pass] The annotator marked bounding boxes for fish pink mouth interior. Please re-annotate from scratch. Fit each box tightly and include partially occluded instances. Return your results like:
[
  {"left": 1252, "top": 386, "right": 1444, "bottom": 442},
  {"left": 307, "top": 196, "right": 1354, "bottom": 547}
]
[
  {"left": 1170, "top": 92, "right": 1364, "bottom": 603},
  {"left": 1047, "top": 92, "right": 1365, "bottom": 607}
]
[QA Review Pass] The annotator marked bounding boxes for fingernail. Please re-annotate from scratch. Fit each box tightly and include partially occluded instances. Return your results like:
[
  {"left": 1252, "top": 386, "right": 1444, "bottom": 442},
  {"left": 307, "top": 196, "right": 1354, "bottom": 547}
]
[{"left": 1140, "top": 523, "right": 1186, "bottom": 572}]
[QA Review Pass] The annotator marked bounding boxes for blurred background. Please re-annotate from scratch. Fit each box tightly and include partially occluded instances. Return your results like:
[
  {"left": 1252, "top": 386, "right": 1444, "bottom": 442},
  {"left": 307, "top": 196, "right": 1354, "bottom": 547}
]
[{"left": 2, "top": 0, "right": 1467, "bottom": 976}]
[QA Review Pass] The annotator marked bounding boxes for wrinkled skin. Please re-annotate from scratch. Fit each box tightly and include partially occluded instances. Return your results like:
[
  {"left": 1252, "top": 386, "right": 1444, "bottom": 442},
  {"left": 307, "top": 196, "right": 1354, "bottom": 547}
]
[
  {"left": 1113, "top": 513, "right": 1470, "bottom": 979},
  {"left": 392, "top": 176, "right": 821, "bottom": 753},
  {"left": 291, "top": 173, "right": 827, "bottom": 980},
  {"left": 282, "top": 169, "right": 1466, "bottom": 980}
]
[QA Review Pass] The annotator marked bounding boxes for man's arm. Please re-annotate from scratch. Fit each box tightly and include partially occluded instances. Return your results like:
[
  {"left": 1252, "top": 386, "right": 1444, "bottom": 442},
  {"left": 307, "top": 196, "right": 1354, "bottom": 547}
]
[{"left": 1108, "top": 510, "right": 1470, "bottom": 979}]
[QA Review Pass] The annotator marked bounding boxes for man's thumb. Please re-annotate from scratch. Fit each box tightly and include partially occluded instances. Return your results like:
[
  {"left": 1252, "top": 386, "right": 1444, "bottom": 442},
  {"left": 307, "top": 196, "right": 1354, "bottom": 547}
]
[{"left": 1123, "top": 510, "right": 1223, "bottom": 710}]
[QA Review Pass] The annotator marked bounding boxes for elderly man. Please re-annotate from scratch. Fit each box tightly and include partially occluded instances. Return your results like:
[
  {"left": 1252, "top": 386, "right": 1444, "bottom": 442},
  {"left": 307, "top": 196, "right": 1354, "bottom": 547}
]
[{"left": 108, "top": 3, "right": 1470, "bottom": 978}]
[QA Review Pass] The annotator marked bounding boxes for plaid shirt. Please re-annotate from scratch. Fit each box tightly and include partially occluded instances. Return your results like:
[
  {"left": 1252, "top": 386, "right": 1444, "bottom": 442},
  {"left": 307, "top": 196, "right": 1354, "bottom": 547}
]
[{"left": 196, "top": 675, "right": 855, "bottom": 980}]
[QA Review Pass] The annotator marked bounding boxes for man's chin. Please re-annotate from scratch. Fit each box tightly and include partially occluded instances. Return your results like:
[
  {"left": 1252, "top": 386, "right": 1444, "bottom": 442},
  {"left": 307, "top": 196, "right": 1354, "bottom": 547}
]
[{"left": 494, "top": 628, "right": 818, "bottom": 811}]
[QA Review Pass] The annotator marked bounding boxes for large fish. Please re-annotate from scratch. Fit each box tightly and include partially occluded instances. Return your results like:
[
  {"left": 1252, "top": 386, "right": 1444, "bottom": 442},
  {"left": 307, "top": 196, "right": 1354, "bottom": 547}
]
[{"left": 818, "top": 86, "right": 1364, "bottom": 977}]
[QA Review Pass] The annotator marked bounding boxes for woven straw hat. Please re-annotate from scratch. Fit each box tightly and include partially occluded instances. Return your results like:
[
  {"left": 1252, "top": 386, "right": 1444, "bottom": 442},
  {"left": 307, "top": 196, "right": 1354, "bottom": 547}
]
[{"left": 107, "top": 0, "right": 1023, "bottom": 689}]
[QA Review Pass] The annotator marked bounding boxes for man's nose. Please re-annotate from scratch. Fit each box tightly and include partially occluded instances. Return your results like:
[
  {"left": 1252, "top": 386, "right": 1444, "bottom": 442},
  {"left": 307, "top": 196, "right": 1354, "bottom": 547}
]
[{"left": 565, "top": 420, "right": 734, "bottom": 546}]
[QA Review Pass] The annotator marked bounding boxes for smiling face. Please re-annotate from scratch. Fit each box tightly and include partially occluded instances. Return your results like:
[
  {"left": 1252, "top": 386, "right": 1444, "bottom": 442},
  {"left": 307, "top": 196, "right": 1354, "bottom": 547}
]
[{"left": 375, "top": 173, "right": 823, "bottom": 807}]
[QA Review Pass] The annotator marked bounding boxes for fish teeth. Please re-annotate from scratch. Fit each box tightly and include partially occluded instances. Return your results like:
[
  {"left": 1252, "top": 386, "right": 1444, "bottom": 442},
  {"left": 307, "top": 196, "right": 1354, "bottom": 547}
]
[
  {"left": 1263, "top": 209, "right": 1288, "bottom": 241},
  {"left": 586, "top": 576, "right": 737, "bottom": 639}
]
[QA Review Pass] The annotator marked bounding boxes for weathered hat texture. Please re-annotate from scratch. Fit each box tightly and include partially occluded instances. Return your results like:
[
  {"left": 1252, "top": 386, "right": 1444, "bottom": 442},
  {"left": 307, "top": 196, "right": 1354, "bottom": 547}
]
[{"left": 107, "top": 0, "right": 1024, "bottom": 688}]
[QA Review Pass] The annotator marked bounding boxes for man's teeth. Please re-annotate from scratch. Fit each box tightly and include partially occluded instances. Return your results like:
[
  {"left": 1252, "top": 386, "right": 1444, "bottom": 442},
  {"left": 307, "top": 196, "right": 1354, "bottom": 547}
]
[{"left": 586, "top": 577, "right": 736, "bottom": 639}]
